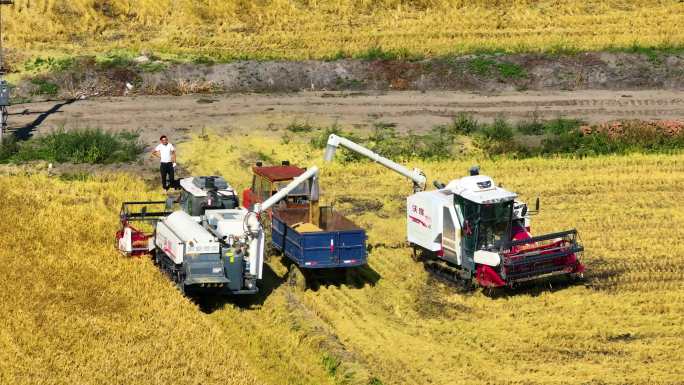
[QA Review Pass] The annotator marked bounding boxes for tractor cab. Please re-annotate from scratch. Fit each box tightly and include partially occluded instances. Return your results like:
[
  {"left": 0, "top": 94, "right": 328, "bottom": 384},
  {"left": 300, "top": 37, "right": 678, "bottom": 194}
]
[
  {"left": 178, "top": 176, "right": 240, "bottom": 216},
  {"left": 243, "top": 162, "right": 320, "bottom": 211}
]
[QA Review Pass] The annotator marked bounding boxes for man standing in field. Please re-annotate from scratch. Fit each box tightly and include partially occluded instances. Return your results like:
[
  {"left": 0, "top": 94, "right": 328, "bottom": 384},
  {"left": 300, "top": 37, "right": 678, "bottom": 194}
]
[{"left": 151, "top": 135, "right": 176, "bottom": 190}]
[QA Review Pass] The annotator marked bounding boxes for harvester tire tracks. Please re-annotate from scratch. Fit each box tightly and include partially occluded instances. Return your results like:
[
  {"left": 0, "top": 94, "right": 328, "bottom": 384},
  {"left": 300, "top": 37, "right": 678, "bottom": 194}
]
[
  {"left": 585, "top": 258, "right": 684, "bottom": 292},
  {"left": 284, "top": 289, "right": 377, "bottom": 384}
]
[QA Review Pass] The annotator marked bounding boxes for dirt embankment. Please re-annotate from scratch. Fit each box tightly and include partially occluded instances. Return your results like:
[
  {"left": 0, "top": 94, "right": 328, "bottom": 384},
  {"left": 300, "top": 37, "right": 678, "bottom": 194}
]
[{"left": 15, "top": 52, "right": 684, "bottom": 99}]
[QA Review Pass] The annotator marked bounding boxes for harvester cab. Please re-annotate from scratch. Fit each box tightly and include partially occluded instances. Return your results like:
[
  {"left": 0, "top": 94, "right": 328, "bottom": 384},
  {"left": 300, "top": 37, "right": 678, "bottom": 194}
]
[
  {"left": 177, "top": 176, "right": 240, "bottom": 216},
  {"left": 324, "top": 134, "right": 585, "bottom": 289}
]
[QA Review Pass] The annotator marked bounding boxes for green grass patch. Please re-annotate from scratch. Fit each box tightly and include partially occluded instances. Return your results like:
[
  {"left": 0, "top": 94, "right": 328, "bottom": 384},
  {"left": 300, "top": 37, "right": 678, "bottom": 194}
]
[
  {"left": 468, "top": 57, "right": 526, "bottom": 78},
  {"left": 307, "top": 113, "right": 683, "bottom": 160},
  {"left": 23, "top": 56, "right": 75, "bottom": 73},
  {"left": 516, "top": 116, "right": 583, "bottom": 135},
  {"left": 540, "top": 123, "right": 684, "bottom": 157},
  {"left": 0, "top": 129, "right": 143, "bottom": 164},
  {"left": 468, "top": 57, "right": 497, "bottom": 76},
  {"left": 286, "top": 120, "right": 314, "bottom": 133},
  {"left": 95, "top": 50, "right": 136, "bottom": 69},
  {"left": 616, "top": 43, "right": 684, "bottom": 64},
  {"left": 353, "top": 46, "right": 424, "bottom": 61},
  {"left": 354, "top": 46, "right": 399, "bottom": 61},
  {"left": 191, "top": 55, "right": 216, "bottom": 65},
  {"left": 58, "top": 172, "right": 91, "bottom": 182},
  {"left": 138, "top": 61, "right": 168, "bottom": 73},
  {"left": 311, "top": 121, "right": 459, "bottom": 161},
  {"left": 321, "top": 353, "right": 340, "bottom": 377},
  {"left": 496, "top": 61, "right": 526, "bottom": 79},
  {"left": 30, "top": 78, "right": 59, "bottom": 96}
]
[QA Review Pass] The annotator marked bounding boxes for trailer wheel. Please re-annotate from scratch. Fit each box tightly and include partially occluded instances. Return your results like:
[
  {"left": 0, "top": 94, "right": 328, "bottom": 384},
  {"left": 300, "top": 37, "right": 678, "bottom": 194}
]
[
  {"left": 288, "top": 264, "right": 307, "bottom": 292},
  {"left": 344, "top": 268, "right": 356, "bottom": 287}
]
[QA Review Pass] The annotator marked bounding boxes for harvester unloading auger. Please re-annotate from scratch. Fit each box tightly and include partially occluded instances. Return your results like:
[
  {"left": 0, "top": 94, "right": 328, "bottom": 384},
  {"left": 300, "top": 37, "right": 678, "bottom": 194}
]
[{"left": 324, "top": 134, "right": 584, "bottom": 289}]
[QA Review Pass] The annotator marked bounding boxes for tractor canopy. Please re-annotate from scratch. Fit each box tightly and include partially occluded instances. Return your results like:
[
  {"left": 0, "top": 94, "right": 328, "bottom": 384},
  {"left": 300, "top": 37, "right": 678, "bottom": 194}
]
[{"left": 244, "top": 164, "right": 319, "bottom": 210}]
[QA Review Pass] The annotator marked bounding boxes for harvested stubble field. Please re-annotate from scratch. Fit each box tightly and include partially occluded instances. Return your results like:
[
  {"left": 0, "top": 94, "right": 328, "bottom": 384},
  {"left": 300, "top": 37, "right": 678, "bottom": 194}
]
[
  {"left": 3, "top": 132, "right": 681, "bottom": 385},
  {"left": 3, "top": 0, "right": 684, "bottom": 62}
]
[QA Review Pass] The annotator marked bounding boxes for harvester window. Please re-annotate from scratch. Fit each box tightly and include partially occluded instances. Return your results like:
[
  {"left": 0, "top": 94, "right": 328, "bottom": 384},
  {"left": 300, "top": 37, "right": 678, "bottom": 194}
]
[
  {"left": 454, "top": 205, "right": 464, "bottom": 227},
  {"left": 180, "top": 191, "right": 191, "bottom": 214},
  {"left": 456, "top": 197, "right": 479, "bottom": 251},
  {"left": 477, "top": 202, "right": 513, "bottom": 250}
]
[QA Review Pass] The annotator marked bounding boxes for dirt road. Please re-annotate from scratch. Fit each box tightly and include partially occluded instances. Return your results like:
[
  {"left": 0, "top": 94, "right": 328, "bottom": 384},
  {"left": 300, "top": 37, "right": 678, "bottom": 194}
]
[{"left": 8, "top": 90, "right": 684, "bottom": 144}]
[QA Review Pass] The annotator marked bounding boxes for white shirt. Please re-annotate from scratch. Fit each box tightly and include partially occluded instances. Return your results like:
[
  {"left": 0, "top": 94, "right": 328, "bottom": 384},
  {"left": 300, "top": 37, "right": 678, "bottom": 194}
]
[{"left": 155, "top": 143, "right": 175, "bottom": 163}]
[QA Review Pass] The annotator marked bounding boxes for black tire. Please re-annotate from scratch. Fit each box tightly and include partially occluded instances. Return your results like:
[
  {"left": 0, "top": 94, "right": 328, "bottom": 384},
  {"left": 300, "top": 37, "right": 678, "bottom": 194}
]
[
  {"left": 411, "top": 244, "right": 423, "bottom": 262},
  {"left": 569, "top": 272, "right": 586, "bottom": 285},
  {"left": 152, "top": 249, "right": 160, "bottom": 266}
]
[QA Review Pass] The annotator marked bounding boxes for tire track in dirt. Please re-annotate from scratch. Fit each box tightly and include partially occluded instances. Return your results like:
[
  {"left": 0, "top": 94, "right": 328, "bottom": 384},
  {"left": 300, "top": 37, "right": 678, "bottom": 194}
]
[{"left": 9, "top": 90, "right": 684, "bottom": 144}]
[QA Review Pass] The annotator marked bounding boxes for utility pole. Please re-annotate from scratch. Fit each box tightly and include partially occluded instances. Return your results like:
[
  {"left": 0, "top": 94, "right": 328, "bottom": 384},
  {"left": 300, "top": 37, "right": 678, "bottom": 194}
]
[{"left": 0, "top": 1, "right": 13, "bottom": 143}]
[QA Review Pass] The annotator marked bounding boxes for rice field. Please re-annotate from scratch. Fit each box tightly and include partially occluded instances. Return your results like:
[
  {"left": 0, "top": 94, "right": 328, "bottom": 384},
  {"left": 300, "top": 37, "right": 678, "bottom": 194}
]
[
  {"left": 186, "top": 134, "right": 684, "bottom": 384},
  {"left": 2, "top": 132, "right": 684, "bottom": 384},
  {"left": 3, "top": 0, "right": 683, "bottom": 62}
]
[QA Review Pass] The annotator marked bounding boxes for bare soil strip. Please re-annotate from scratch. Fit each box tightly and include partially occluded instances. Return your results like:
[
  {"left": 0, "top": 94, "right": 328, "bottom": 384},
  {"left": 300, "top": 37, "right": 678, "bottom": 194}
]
[{"left": 8, "top": 90, "right": 684, "bottom": 145}]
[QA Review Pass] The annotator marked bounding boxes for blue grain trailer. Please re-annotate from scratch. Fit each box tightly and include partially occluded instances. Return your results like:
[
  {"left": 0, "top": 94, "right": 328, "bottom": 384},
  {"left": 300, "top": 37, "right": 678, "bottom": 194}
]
[{"left": 271, "top": 206, "right": 367, "bottom": 288}]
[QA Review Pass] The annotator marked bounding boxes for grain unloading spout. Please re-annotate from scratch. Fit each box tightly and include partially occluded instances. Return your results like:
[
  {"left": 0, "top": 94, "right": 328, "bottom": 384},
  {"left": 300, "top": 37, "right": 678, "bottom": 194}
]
[{"left": 324, "top": 134, "right": 426, "bottom": 192}]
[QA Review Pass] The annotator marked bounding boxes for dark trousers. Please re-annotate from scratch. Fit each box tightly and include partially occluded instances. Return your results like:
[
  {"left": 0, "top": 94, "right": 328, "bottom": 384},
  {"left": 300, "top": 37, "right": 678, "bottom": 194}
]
[{"left": 160, "top": 162, "right": 174, "bottom": 190}]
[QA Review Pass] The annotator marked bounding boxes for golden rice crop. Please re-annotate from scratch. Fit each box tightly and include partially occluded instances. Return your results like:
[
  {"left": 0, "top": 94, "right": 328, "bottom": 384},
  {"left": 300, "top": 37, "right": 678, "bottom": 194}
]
[
  {"left": 3, "top": 132, "right": 684, "bottom": 385},
  {"left": 3, "top": 1, "right": 683, "bottom": 61},
  {"left": 0, "top": 170, "right": 337, "bottom": 385},
  {"left": 181, "top": 133, "right": 684, "bottom": 384}
]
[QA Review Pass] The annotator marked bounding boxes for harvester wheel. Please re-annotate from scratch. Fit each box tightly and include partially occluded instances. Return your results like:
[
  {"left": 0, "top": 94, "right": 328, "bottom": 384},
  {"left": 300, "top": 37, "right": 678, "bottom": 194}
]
[
  {"left": 461, "top": 277, "right": 475, "bottom": 293},
  {"left": 569, "top": 272, "right": 585, "bottom": 284},
  {"left": 482, "top": 285, "right": 504, "bottom": 298},
  {"left": 411, "top": 245, "right": 423, "bottom": 262},
  {"left": 288, "top": 264, "right": 307, "bottom": 292}
]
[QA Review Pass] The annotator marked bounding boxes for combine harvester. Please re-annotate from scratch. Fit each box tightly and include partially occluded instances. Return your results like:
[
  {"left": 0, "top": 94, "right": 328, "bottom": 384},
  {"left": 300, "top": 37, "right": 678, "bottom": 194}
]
[
  {"left": 116, "top": 167, "right": 320, "bottom": 296},
  {"left": 324, "top": 135, "right": 584, "bottom": 289},
  {"left": 243, "top": 162, "right": 367, "bottom": 289}
]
